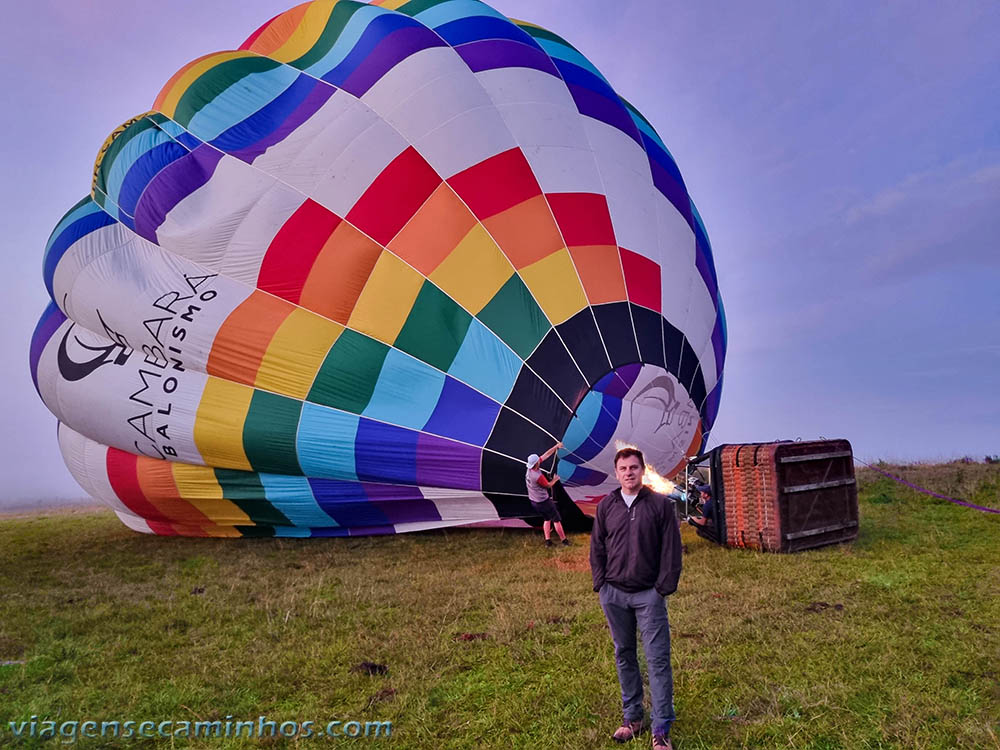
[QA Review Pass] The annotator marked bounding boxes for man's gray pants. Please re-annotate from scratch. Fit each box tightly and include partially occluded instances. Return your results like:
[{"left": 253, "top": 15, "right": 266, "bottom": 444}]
[{"left": 599, "top": 583, "right": 675, "bottom": 737}]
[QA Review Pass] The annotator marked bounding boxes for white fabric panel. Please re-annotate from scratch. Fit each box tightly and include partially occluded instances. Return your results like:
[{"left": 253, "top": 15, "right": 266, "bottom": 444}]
[
  {"left": 221, "top": 182, "right": 306, "bottom": 286},
  {"left": 425, "top": 492, "right": 500, "bottom": 522},
  {"left": 583, "top": 118, "right": 658, "bottom": 255},
  {"left": 361, "top": 47, "right": 466, "bottom": 115},
  {"left": 656, "top": 194, "right": 697, "bottom": 335},
  {"left": 310, "top": 117, "right": 409, "bottom": 216},
  {"left": 254, "top": 91, "right": 384, "bottom": 203},
  {"left": 683, "top": 278, "right": 717, "bottom": 381},
  {"left": 476, "top": 66, "right": 604, "bottom": 195},
  {"left": 63, "top": 239, "right": 254, "bottom": 376},
  {"left": 156, "top": 154, "right": 280, "bottom": 269},
  {"left": 37, "top": 324, "right": 207, "bottom": 465},
  {"left": 52, "top": 221, "right": 130, "bottom": 316},
  {"left": 115, "top": 511, "right": 155, "bottom": 534},
  {"left": 57, "top": 423, "right": 133, "bottom": 516},
  {"left": 251, "top": 88, "right": 367, "bottom": 193},
  {"left": 414, "top": 102, "right": 518, "bottom": 179},
  {"left": 577, "top": 366, "right": 700, "bottom": 478},
  {"left": 695, "top": 337, "right": 719, "bottom": 399}
]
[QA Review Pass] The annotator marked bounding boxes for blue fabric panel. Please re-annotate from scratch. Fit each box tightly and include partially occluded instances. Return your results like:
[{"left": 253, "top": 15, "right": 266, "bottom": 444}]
[
  {"left": 210, "top": 73, "right": 318, "bottom": 155},
  {"left": 116, "top": 141, "right": 188, "bottom": 220},
  {"left": 536, "top": 37, "right": 607, "bottom": 84},
  {"left": 296, "top": 402, "right": 359, "bottom": 480},
  {"left": 45, "top": 197, "right": 99, "bottom": 257},
  {"left": 422, "top": 376, "right": 501, "bottom": 445},
  {"left": 42, "top": 210, "right": 116, "bottom": 299},
  {"left": 354, "top": 419, "right": 418, "bottom": 484},
  {"left": 258, "top": 472, "right": 339, "bottom": 527},
  {"left": 434, "top": 15, "right": 537, "bottom": 48},
  {"left": 588, "top": 395, "right": 622, "bottom": 450},
  {"left": 363, "top": 349, "right": 446, "bottom": 430},
  {"left": 448, "top": 319, "right": 520, "bottom": 402},
  {"left": 303, "top": 4, "right": 394, "bottom": 77},
  {"left": 307, "top": 477, "right": 392, "bottom": 527},
  {"left": 561, "top": 390, "right": 603, "bottom": 455},
  {"left": 273, "top": 527, "right": 313, "bottom": 537},
  {"left": 320, "top": 11, "right": 425, "bottom": 87},
  {"left": 411, "top": 0, "right": 507, "bottom": 28},
  {"left": 104, "top": 127, "right": 176, "bottom": 217},
  {"left": 187, "top": 65, "right": 300, "bottom": 142}
]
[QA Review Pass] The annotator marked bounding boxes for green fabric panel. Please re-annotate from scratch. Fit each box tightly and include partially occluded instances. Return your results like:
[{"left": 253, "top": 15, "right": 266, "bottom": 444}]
[
  {"left": 213, "top": 468, "right": 291, "bottom": 526},
  {"left": 395, "top": 0, "right": 451, "bottom": 18},
  {"left": 242, "top": 391, "right": 303, "bottom": 475},
  {"left": 292, "top": 1, "right": 366, "bottom": 69},
  {"left": 516, "top": 23, "right": 571, "bottom": 47},
  {"left": 476, "top": 275, "right": 549, "bottom": 360},
  {"left": 234, "top": 525, "right": 276, "bottom": 538},
  {"left": 394, "top": 281, "right": 473, "bottom": 371},
  {"left": 94, "top": 116, "right": 161, "bottom": 202},
  {"left": 173, "top": 56, "right": 282, "bottom": 128},
  {"left": 307, "top": 329, "right": 389, "bottom": 414}
]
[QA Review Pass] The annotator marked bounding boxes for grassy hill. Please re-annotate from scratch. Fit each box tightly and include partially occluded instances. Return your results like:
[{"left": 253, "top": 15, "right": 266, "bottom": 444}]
[{"left": 0, "top": 463, "right": 997, "bottom": 749}]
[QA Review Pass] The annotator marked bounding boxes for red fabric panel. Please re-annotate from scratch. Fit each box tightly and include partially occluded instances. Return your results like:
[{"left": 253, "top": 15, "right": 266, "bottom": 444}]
[
  {"left": 258, "top": 199, "right": 342, "bottom": 304},
  {"left": 619, "top": 247, "right": 661, "bottom": 313},
  {"left": 106, "top": 447, "right": 173, "bottom": 532},
  {"left": 547, "top": 192, "right": 617, "bottom": 246},
  {"left": 448, "top": 148, "right": 541, "bottom": 219},
  {"left": 347, "top": 147, "right": 441, "bottom": 246}
]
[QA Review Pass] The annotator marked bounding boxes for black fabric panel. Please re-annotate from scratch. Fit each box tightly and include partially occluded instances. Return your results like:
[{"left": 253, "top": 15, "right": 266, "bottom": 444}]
[
  {"left": 485, "top": 406, "right": 561, "bottom": 462},
  {"left": 481, "top": 451, "right": 533, "bottom": 496},
  {"left": 662, "top": 319, "right": 684, "bottom": 379},
  {"left": 594, "top": 302, "right": 640, "bottom": 368},
  {"left": 502, "top": 367, "right": 573, "bottom": 438},
  {"left": 678, "top": 337, "right": 699, "bottom": 392},
  {"left": 631, "top": 304, "right": 666, "bottom": 369},
  {"left": 555, "top": 310, "right": 612, "bottom": 387},
  {"left": 484, "top": 492, "right": 537, "bottom": 520},
  {"left": 526, "top": 330, "right": 590, "bottom": 411}
]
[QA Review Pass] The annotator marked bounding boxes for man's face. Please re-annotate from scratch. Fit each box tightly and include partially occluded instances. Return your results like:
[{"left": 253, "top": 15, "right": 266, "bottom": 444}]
[{"left": 615, "top": 456, "right": 644, "bottom": 494}]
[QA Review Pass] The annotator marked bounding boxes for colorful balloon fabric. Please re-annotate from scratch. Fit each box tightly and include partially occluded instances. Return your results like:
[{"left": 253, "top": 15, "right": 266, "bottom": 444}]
[{"left": 30, "top": 0, "right": 726, "bottom": 537}]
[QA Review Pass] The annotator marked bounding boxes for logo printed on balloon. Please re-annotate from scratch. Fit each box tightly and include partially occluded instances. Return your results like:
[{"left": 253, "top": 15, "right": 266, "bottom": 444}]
[{"left": 56, "top": 312, "right": 133, "bottom": 382}]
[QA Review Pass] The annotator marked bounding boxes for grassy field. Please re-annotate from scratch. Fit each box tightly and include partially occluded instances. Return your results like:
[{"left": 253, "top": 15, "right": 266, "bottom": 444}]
[{"left": 1, "top": 463, "right": 998, "bottom": 749}]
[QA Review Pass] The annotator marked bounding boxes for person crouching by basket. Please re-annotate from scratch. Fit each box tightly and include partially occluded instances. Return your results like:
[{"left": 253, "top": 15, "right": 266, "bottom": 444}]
[{"left": 525, "top": 442, "right": 569, "bottom": 547}]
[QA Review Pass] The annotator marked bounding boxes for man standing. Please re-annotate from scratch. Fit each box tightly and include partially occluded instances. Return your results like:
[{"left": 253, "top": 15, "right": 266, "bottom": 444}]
[
  {"left": 525, "top": 442, "right": 569, "bottom": 546},
  {"left": 590, "top": 447, "right": 681, "bottom": 749}
]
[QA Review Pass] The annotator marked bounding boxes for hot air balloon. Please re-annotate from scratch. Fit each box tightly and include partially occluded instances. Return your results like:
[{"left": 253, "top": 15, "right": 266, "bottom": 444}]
[{"left": 30, "top": 0, "right": 725, "bottom": 537}]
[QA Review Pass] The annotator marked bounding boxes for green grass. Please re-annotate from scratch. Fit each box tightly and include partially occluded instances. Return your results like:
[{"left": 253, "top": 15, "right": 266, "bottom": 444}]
[{"left": 0, "top": 463, "right": 998, "bottom": 749}]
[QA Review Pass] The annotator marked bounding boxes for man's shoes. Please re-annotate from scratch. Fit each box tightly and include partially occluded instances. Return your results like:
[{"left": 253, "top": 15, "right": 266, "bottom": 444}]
[
  {"left": 545, "top": 539, "right": 554, "bottom": 547},
  {"left": 561, "top": 538, "right": 570, "bottom": 546},
  {"left": 651, "top": 734, "right": 672, "bottom": 750},
  {"left": 612, "top": 719, "right": 642, "bottom": 742}
]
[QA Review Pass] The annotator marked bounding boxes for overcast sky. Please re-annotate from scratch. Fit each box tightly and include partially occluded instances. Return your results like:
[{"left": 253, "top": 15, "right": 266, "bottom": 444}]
[{"left": 2, "top": 1, "right": 998, "bottom": 508}]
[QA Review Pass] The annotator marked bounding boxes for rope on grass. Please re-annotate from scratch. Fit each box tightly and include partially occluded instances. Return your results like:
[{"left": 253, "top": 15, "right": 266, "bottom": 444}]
[{"left": 855, "top": 458, "right": 1000, "bottom": 515}]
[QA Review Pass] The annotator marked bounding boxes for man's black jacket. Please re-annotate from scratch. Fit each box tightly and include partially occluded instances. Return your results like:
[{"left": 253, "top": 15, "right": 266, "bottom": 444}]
[{"left": 589, "top": 486, "right": 682, "bottom": 597}]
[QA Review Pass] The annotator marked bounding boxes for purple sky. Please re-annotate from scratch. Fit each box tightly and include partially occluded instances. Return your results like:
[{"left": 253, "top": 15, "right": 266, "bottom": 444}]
[{"left": 3, "top": 1, "right": 998, "bottom": 507}]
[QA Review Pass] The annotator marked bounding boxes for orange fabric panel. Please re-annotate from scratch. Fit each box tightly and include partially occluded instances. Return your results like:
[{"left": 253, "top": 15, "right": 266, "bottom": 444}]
[
  {"left": 481, "top": 195, "right": 564, "bottom": 269},
  {"left": 244, "top": 3, "right": 310, "bottom": 57},
  {"left": 207, "top": 291, "right": 292, "bottom": 385},
  {"left": 567, "top": 244, "right": 628, "bottom": 304},
  {"left": 134, "top": 455, "right": 212, "bottom": 526},
  {"left": 299, "top": 221, "right": 384, "bottom": 324},
  {"left": 388, "top": 183, "right": 476, "bottom": 276}
]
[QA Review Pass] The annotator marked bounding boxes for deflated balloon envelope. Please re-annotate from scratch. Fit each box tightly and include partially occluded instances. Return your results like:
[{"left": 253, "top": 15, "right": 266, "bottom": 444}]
[{"left": 30, "top": 0, "right": 726, "bottom": 537}]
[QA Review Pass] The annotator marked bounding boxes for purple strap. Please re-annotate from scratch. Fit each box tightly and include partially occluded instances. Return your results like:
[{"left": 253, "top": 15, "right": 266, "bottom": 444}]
[{"left": 856, "top": 459, "right": 1000, "bottom": 514}]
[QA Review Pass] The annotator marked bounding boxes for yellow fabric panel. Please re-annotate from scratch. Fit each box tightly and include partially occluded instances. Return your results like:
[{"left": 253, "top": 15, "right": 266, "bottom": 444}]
[
  {"left": 171, "top": 464, "right": 253, "bottom": 525},
  {"left": 429, "top": 224, "right": 514, "bottom": 314},
  {"left": 156, "top": 51, "right": 259, "bottom": 118},
  {"left": 518, "top": 248, "right": 589, "bottom": 325},
  {"left": 255, "top": 308, "right": 343, "bottom": 399},
  {"left": 194, "top": 378, "right": 254, "bottom": 471},
  {"left": 347, "top": 251, "right": 424, "bottom": 343},
  {"left": 268, "top": 0, "right": 337, "bottom": 63},
  {"left": 371, "top": 0, "right": 409, "bottom": 8}
]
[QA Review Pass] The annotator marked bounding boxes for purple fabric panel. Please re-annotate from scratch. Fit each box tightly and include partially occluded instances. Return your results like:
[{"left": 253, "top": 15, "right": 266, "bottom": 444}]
[
  {"left": 608, "top": 363, "right": 643, "bottom": 398},
  {"left": 29, "top": 304, "right": 67, "bottom": 395},
  {"left": 711, "top": 320, "right": 725, "bottom": 381},
  {"left": 340, "top": 26, "right": 446, "bottom": 97},
  {"left": 415, "top": 433, "right": 481, "bottom": 490},
  {"left": 231, "top": 82, "right": 336, "bottom": 163},
  {"left": 694, "top": 242, "right": 719, "bottom": 306},
  {"left": 567, "top": 83, "right": 642, "bottom": 145},
  {"left": 650, "top": 157, "right": 695, "bottom": 228},
  {"left": 363, "top": 483, "right": 441, "bottom": 524},
  {"left": 457, "top": 38, "right": 560, "bottom": 76},
  {"left": 133, "top": 145, "right": 224, "bottom": 243}
]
